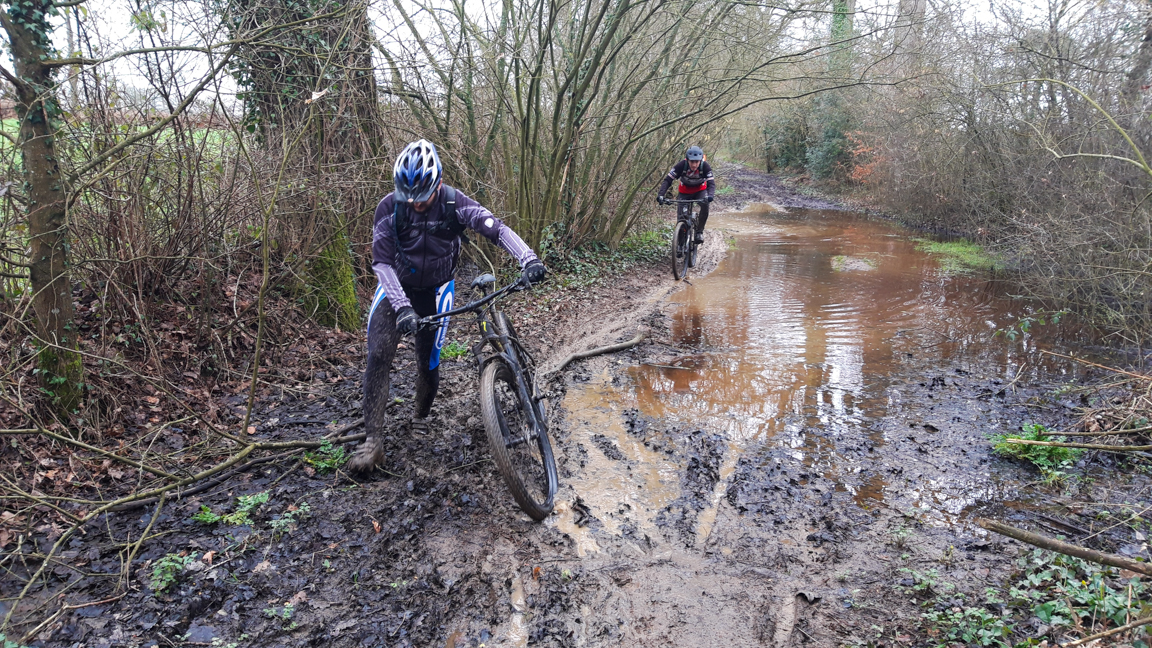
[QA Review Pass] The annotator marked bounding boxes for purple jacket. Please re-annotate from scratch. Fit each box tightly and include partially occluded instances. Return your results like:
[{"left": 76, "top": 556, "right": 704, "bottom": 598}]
[{"left": 371, "top": 186, "right": 538, "bottom": 311}]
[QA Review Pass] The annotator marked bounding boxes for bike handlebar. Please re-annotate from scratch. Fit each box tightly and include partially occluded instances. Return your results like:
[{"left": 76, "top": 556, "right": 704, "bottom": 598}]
[
  {"left": 416, "top": 278, "right": 528, "bottom": 327},
  {"left": 659, "top": 198, "right": 707, "bottom": 204}
]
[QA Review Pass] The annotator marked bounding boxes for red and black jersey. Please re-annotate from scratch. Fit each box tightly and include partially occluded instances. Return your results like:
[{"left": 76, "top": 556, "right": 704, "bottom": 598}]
[{"left": 658, "top": 159, "right": 716, "bottom": 197}]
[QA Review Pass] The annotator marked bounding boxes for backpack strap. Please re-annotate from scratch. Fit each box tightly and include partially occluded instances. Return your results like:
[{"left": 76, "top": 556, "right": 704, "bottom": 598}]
[
  {"left": 431, "top": 185, "right": 469, "bottom": 241},
  {"left": 392, "top": 200, "right": 415, "bottom": 274},
  {"left": 443, "top": 185, "right": 459, "bottom": 230}
]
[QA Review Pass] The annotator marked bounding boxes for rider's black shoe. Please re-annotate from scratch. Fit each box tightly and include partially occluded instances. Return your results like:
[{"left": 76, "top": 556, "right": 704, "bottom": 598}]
[
  {"left": 693, "top": 232, "right": 704, "bottom": 245},
  {"left": 348, "top": 435, "right": 385, "bottom": 473},
  {"left": 410, "top": 416, "right": 430, "bottom": 435}
]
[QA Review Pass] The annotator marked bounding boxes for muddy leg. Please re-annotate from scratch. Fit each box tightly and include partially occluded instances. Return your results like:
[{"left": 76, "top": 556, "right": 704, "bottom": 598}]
[
  {"left": 349, "top": 291, "right": 399, "bottom": 473},
  {"left": 412, "top": 302, "right": 441, "bottom": 421}
]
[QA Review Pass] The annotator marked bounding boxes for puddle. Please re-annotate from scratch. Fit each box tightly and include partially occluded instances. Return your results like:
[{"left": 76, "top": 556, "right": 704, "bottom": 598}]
[
  {"left": 561, "top": 208, "right": 1089, "bottom": 548},
  {"left": 558, "top": 370, "right": 682, "bottom": 545},
  {"left": 506, "top": 576, "right": 528, "bottom": 648}
]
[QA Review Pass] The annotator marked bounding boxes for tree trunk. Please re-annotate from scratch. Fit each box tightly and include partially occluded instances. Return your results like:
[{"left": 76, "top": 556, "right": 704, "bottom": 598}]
[{"left": 2, "top": 0, "right": 84, "bottom": 413}]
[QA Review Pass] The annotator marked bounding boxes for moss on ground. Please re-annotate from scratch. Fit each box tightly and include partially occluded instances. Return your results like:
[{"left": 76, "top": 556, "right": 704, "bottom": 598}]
[{"left": 914, "top": 238, "right": 1002, "bottom": 275}]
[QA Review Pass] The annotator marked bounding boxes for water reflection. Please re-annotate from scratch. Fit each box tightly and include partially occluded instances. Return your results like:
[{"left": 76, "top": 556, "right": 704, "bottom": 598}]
[{"left": 629, "top": 210, "right": 1080, "bottom": 442}]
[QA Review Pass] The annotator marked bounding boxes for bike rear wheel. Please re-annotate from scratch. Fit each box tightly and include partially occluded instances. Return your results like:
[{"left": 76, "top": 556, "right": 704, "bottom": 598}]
[
  {"left": 672, "top": 220, "right": 690, "bottom": 280},
  {"left": 480, "top": 360, "right": 556, "bottom": 520}
]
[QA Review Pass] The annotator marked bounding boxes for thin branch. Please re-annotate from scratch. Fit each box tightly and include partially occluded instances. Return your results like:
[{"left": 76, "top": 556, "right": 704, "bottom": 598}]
[
  {"left": 551, "top": 330, "right": 647, "bottom": 374},
  {"left": 978, "top": 518, "right": 1152, "bottom": 577},
  {"left": 1001, "top": 438, "right": 1152, "bottom": 452},
  {"left": 1061, "top": 615, "right": 1152, "bottom": 647},
  {"left": 1038, "top": 350, "right": 1151, "bottom": 381}
]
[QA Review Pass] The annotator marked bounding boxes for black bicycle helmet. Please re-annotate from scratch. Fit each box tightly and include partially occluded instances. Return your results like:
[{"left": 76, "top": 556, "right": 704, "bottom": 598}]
[
  {"left": 393, "top": 139, "right": 442, "bottom": 203},
  {"left": 685, "top": 146, "right": 704, "bottom": 161}
]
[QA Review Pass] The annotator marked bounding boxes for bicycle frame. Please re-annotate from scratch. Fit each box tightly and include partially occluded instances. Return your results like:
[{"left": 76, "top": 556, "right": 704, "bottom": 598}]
[
  {"left": 418, "top": 278, "right": 545, "bottom": 437},
  {"left": 662, "top": 198, "right": 705, "bottom": 223}
]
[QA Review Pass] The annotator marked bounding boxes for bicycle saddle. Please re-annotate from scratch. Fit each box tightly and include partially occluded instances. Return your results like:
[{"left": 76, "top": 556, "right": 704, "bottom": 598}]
[{"left": 471, "top": 273, "right": 497, "bottom": 290}]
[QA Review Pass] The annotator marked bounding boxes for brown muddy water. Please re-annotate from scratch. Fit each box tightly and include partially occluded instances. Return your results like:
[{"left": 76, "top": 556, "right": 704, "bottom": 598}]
[{"left": 556, "top": 206, "right": 1088, "bottom": 552}]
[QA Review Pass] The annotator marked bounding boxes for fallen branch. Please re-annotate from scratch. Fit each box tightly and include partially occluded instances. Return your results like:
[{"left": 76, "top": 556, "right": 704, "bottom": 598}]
[
  {"left": 1061, "top": 614, "right": 1152, "bottom": 647},
  {"left": 1064, "top": 427, "right": 1152, "bottom": 437},
  {"left": 1039, "top": 350, "right": 1151, "bottom": 381},
  {"left": 977, "top": 518, "right": 1152, "bottom": 576},
  {"left": 552, "top": 331, "right": 648, "bottom": 374},
  {"left": 17, "top": 593, "right": 127, "bottom": 645},
  {"left": 107, "top": 419, "right": 369, "bottom": 512},
  {"left": 14, "top": 424, "right": 179, "bottom": 480},
  {"left": 121, "top": 493, "right": 166, "bottom": 590},
  {"left": 1002, "top": 438, "right": 1152, "bottom": 452}
]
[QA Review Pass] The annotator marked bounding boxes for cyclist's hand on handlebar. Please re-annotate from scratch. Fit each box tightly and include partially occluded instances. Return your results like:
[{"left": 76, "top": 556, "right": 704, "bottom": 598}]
[
  {"left": 656, "top": 195, "right": 664, "bottom": 205},
  {"left": 395, "top": 306, "right": 418, "bottom": 335},
  {"left": 706, "top": 196, "right": 714, "bottom": 203},
  {"left": 522, "top": 259, "right": 547, "bottom": 286}
]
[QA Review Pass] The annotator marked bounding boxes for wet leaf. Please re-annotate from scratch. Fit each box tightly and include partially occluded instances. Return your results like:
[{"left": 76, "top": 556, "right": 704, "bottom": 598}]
[
  {"left": 246, "top": 426, "right": 256, "bottom": 435},
  {"left": 203, "top": 550, "right": 215, "bottom": 565},
  {"left": 372, "top": 519, "right": 381, "bottom": 534}
]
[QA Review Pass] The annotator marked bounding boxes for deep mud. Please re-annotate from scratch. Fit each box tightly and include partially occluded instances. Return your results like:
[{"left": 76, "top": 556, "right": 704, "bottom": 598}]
[{"left": 4, "top": 164, "right": 1150, "bottom": 648}]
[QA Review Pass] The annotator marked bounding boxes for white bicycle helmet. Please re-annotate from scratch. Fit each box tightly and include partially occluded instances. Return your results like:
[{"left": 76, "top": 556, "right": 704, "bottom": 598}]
[{"left": 393, "top": 139, "right": 442, "bottom": 203}]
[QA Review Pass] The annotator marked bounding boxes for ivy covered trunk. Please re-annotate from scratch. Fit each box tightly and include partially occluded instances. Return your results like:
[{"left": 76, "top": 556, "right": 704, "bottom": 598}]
[
  {"left": 303, "top": 223, "right": 359, "bottom": 331},
  {"left": 221, "top": 0, "right": 377, "bottom": 330},
  {"left": 1, "top": 0, "right": 83, "bottom": 412}
]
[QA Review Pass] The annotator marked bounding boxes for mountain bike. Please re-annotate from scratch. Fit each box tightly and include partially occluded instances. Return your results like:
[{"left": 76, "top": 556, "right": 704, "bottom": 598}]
[
  {"left": 660, "top": 197, "right": 704, "bottom": 280},
  {"left": 417, "top": 274, "right": 558, "bottom": 521}
]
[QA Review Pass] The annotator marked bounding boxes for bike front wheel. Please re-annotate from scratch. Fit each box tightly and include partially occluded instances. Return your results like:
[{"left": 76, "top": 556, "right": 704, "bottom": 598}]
[
  {"left": 480, "top": 359, "right": 557, "bottom": 521},
  {"left": 672, "top": 220, "right": 691, "bottom": 280}
]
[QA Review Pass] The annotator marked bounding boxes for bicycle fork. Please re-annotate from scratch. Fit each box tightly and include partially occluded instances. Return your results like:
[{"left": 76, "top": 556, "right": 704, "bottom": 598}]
[{"left": 476, "top": 322, "right": 544, "bottom": 450}]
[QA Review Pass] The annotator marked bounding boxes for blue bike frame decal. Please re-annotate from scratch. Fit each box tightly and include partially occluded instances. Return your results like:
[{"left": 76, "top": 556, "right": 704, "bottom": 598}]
[
  {"left": 366, "top": 282, "right": 389, "bottom": 337},
  {"left": 429, "top": 280, "right": 454, "bottom": 370}
]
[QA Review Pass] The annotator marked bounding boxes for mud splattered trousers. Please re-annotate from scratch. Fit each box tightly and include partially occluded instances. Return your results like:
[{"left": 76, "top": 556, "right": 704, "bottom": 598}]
[{"left": 363, "top": 280, "right": 455, "bottom": 437}]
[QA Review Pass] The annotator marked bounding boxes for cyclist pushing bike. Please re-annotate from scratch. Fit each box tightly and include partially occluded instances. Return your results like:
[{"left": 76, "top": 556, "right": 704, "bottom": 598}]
[
  {"left": 349, "top": 139, "right": 547, "bottom": 473},
  {"left": 656, "top": 145, "right": 716, "bottom": 244}
]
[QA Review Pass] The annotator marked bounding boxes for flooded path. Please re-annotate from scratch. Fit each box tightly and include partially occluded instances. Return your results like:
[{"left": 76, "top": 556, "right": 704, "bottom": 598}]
[
  {"left": 560, "top": 207, "right": 1083, "bottom": 540},
  {"left": 542, "top": 206, "right": 1093, "bottom": 644}
]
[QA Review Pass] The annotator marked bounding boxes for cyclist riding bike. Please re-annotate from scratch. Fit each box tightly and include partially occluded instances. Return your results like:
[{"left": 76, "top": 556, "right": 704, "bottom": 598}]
[
  {"left": 656, "top": 145, "right": 716, "bottom": 244},
  {"left": 349, "top": 139, "right": 547, "bottom": 473}
]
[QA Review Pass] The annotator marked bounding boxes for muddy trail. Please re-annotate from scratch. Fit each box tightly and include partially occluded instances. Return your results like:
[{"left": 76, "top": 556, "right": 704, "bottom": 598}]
[{"left": 5, "top": 164, "right": 1150, "bottom": 648}]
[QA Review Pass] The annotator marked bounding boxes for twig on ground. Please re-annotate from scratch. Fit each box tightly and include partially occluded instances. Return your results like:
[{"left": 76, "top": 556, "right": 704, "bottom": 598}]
[
  {"left": 1039, "top": 350, "right": 1151, "bottom": 381},
  {"left": 121, "top": 492, "right": 166, "bottom": 590},
  {"left": 17, "top": 593, "right": 127, "bottom": 646},
  {"left": 551, "top": 330, "right": 648, "bottom": 375},
  {"left": 1002, "top": 438, "right": 1152, "bottom": 452},
  {"left": 1060, "top": 614, "right": 1152, "bottom": 647},
  {"left": 1064, "top": 427, "right": 1152, "bottom": 437},
  {"left": 978, "top": 518, "right": 1152, "bottom": 576}
]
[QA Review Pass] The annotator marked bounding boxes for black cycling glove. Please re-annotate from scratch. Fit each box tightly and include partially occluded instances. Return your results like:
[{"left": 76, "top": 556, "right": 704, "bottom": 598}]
[
  {"left": 523, "top": 259, "right": 547, "bottom": 285},
  {"left": 706, "top": 196, "right": 714, "bottom": 203},
  {"left": 395, "top": 306, "right": 418, "bottom": 335},
  {"left": 656, "top": 195, "right": 664, "bottom": 205}
]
